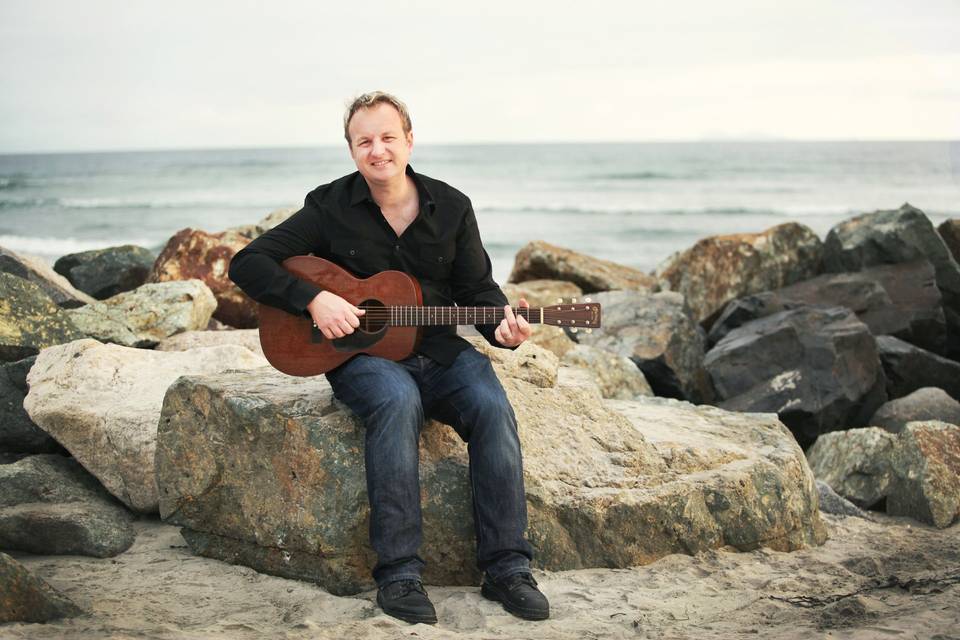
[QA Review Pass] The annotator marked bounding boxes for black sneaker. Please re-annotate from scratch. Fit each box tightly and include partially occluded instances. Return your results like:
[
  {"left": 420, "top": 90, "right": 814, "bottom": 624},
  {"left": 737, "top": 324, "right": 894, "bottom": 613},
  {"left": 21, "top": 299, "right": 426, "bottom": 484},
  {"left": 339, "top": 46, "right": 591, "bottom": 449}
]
[
  {"left": 376, "top": 579, "right": 438, "bottom": 625},
  {"left": 481, "top": 572, "right": 550, "bottom": 621}
]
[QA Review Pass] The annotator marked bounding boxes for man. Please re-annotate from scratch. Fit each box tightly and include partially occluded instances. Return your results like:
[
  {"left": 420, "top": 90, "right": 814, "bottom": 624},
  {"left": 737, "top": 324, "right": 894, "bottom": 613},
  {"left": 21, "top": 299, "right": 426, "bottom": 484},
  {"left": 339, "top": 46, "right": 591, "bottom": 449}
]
[{"left": 228, "top": 91, "right": 549, "bottom": 624}]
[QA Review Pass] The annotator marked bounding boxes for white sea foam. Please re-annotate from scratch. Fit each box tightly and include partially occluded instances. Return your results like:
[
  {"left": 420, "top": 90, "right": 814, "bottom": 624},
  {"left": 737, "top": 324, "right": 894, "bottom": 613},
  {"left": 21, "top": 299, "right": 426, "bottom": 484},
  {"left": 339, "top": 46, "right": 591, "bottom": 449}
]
[{"left": 0, "top": 235, "right": 159, "bottom": 261}]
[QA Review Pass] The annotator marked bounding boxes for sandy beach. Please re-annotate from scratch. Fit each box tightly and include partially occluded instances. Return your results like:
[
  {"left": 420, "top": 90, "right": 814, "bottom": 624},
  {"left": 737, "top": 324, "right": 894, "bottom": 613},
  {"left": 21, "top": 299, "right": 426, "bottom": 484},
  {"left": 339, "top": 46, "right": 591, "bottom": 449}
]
[{"left": 2, "top": 510, "right": 957, "bottom": 639}]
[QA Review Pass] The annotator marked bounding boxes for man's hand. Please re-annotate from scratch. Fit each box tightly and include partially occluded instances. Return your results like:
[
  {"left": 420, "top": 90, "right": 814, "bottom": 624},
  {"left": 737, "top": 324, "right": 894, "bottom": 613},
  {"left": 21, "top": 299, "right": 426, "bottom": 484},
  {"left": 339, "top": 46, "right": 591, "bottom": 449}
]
[
  {"left": 495, "top": 298, "right": 532, "bottom": 348},
  {"left": 306, "top": 291, "right": 365, "bottom": 340}
]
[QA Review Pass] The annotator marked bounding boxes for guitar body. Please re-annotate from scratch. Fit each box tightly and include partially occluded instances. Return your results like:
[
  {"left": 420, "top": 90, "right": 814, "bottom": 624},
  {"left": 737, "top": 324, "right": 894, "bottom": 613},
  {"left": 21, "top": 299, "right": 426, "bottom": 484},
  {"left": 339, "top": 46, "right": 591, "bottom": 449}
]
[{"left": 258, "top": 256, "right": 422, "bottom": 376}]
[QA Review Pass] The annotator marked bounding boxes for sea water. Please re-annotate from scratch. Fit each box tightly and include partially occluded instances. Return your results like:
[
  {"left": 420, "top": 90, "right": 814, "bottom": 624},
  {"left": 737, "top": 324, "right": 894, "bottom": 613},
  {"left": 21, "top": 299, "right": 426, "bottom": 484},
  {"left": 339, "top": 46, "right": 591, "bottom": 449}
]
[{"left": 1, "top": 141, "right": 958, "bottom": 284}]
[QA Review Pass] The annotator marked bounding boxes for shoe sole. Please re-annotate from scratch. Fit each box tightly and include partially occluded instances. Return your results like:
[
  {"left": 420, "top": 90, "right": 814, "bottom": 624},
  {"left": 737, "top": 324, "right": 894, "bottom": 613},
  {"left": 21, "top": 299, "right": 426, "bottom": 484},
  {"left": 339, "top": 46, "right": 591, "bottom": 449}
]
[
  {"left": 481, "top": 583, "right": 550, "bottom": 621},
  {"left": 376, "top": 592, "right": 438, "bottom": 625}
]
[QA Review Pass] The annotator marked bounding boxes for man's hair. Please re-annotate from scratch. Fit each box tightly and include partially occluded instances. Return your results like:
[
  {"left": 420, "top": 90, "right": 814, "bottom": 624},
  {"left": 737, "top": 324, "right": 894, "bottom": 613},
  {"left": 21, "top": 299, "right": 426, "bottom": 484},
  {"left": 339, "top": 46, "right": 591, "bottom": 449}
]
[{"left": 343, "top": 91, "right": 413, "bottom": 146}]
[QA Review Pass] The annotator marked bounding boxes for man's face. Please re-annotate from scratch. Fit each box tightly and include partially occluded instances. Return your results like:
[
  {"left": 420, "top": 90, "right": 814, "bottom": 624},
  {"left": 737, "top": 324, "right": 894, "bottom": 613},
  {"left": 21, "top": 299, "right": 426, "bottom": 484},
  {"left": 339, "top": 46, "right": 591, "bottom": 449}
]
[{"left": 347, "top": 103, "right": 413, "bottom": 186}]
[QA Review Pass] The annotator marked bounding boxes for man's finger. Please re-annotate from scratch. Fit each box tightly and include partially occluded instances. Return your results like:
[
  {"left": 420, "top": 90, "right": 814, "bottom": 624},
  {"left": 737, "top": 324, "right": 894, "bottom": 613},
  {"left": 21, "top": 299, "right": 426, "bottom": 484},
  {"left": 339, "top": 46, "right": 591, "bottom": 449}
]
[{"left": 352, "top": 304, "right": 365, "bottom": 316}]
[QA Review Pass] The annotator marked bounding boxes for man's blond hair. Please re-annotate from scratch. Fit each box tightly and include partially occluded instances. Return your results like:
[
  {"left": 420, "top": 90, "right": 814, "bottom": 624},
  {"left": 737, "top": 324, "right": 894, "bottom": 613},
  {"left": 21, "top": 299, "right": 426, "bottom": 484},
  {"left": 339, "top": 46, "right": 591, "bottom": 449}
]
[{"left": 343, "top": 91, "right": 412, "bottom": 147}]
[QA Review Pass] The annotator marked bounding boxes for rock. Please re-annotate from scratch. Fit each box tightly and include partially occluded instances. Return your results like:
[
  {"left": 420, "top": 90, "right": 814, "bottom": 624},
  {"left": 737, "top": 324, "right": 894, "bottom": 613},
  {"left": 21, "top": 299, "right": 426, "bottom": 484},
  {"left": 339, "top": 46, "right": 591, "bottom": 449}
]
[
  {"left": 806, "top": 427, "right": 897, "bottom": 508},
  {"left": 655, "top": 222, "right": 823, "bottom": 326},
  {"left": 574, "top": 290, "right": 713, "bottom": 403},
  {"left": 0, "top": 454, "right": 134, "bottom": 557},
  {"left": 0, "top": 272, "right": 86, "bottom": 362},
  {"left": 0, "top": 356, "right": 64, "bottom": 454},
  {"left": 502, "top": 279, "right": 583, "bottom": 307},
  {"left": 155, "top": 328, "right": 264, "bottom": 356},
  {"left": 705, "top": 306, "right": 887, "bottom": 448},
  {"left": 887, "top": 421, "right": 960, "bottom": 528},
  {"left": 0, "top": 246, "right": 96, "bottom": 308},
  {"left": 816, "top": 480, "right": 870, "bottom": 518},
  {"left": 65, "top": 280, "right": 217, "bottom": 348},
  {"left": 707, "top": 260, "right": 946, "bottom": 354},
  {"left": 23, "top": 339, "right": 267, "bottom": 512},
  {"left": 876, "top": 336, "right": 960, "bottom": 401},
  {"left": 149, "top": 228, "right": 256, "bottom": 328},
  {"left": 939, "top": 219, "right": 960, "bottom": 265},
  {"left": 868, "top": 387, "right": 960, "bottom": 433},
  {"left": 469, "top": 337, "right": 558, "bottom": 389},
  {"left": 561, "top": 344, "right": 653, "bottom": 399},
  {"left": 0, "top": 552, "right": 85, "bottom": 622},
  {"left": 807, "top": 422, "right": 960, "bottom": 528},
  {"left": 53, "top": 244, "right": 156, "bottom": 299},
  {"left": 508, "top": 241, "right": 656, "bottom": 293},
  {"left": 156, "top": 352, "right": 824, "bottom": 595},
  {"left": 525, "top": 324, "right": 577, "bottom": 358},
  {"left": 824, "top": 204, "right": 960, "bottom": 359},
  {"left": 256, "top": 206, "right": 298, "bottom": 234}
]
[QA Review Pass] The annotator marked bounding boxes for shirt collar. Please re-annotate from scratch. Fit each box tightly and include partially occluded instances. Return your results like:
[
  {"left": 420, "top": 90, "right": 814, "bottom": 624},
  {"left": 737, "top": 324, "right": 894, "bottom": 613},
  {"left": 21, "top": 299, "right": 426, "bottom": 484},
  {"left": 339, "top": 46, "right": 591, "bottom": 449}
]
[{"left": 349, "top": 164, "right": 436, "bottom": 214}]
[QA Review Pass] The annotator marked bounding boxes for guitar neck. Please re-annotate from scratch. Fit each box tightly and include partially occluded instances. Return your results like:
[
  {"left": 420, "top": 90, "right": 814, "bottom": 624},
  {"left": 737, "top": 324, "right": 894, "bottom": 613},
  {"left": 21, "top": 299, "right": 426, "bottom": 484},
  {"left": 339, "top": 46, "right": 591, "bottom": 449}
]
[{"left": 365, "top": 305, "right": 542, "bottom": 327}]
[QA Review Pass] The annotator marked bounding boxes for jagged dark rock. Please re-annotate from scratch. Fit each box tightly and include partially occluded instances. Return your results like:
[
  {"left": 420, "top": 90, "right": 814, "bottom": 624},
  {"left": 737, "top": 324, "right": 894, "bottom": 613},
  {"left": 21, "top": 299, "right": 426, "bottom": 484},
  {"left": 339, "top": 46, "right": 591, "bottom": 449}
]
[{"left": 54, "top": 244, "right": 156, "bottom": 299}]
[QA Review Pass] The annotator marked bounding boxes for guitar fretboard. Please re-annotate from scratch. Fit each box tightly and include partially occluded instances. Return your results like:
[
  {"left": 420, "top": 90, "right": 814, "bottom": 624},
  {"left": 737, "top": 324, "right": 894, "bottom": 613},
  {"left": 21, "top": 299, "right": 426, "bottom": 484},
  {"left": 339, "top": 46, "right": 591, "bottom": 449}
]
[{"left": 361, "top": 306, "right": 539, "bottom": 327}]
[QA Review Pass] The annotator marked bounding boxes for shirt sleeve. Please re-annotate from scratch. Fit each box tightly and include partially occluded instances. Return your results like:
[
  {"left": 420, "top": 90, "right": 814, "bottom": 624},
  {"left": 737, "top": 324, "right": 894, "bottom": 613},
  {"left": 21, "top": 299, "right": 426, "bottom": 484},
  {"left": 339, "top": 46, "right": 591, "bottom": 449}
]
[
  {"left": 449, "top": 199, "right": 516, "bottom": 350},
  {"left": 228, "top": 199, "right": 326, "bottom": 317}
]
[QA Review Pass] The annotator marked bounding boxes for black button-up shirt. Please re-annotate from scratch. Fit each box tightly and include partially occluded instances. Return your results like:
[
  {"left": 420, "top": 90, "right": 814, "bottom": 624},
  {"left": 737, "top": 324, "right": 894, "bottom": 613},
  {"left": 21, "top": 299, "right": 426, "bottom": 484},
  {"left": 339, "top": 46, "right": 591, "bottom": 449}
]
[{"left": 229, "top": 165, "right": 510, "bottom": 366}]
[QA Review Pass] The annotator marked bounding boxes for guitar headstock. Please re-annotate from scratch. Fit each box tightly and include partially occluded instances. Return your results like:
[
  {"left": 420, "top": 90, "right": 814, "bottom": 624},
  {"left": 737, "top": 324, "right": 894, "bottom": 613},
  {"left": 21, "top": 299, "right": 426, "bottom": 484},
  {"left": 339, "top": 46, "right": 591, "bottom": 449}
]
[{"left": 541, "top": 298, "right": 601, "bottom": 332}]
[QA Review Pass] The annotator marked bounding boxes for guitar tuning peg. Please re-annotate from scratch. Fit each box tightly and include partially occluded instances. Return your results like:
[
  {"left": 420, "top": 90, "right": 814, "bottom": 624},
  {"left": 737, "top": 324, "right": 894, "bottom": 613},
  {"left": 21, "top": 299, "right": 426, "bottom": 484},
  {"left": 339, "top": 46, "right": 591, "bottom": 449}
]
[
  {"left": 585, "top": 328, "right": 592, "bottom": 334},
  {"left": 557, "top": 297, "right": 563, "bottom": 304},
  {"left": 570, "top": 327, "right": 579, "bottom": 334},
  {"left": 585, "top": 297, "right": 592, "bottom": 303},
  {"left": 571, "top": 297, "right": 577, "bottom": 303}
]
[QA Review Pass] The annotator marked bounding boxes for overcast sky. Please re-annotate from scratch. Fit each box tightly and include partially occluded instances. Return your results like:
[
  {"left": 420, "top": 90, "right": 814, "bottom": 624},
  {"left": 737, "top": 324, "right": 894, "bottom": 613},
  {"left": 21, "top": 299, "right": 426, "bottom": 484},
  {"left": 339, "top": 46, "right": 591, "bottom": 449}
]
[{"left": 1, "top": 0, "right": 958, "bottom": 153}]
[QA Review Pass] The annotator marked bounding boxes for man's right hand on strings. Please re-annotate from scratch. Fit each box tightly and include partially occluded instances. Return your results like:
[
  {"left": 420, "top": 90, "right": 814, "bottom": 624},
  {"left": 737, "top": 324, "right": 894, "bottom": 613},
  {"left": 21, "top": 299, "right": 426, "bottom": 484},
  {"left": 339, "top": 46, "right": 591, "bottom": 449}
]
[{"left": 306, "top": 291, "right": 365, "bottom": 339}]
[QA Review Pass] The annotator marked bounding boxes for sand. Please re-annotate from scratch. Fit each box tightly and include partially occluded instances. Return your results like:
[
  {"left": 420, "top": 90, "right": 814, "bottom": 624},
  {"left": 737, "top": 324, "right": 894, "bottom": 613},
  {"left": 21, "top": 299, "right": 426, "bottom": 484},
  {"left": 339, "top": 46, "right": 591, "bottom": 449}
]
[{"left": 3, "top": 512, "right": 959, "bottom": 639}]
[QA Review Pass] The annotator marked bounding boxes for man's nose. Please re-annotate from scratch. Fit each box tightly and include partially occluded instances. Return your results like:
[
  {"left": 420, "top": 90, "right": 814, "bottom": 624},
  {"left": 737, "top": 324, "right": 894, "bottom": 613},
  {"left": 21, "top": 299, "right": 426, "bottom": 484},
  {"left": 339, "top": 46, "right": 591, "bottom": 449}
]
[{"left": 371, "top": 139, "right": 386, "bottom": 155}]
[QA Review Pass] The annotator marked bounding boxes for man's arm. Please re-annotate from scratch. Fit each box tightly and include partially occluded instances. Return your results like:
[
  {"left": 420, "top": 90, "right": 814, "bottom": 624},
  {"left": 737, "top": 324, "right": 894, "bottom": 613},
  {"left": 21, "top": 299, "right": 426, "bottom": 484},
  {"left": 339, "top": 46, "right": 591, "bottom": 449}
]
[
  {"left": 449, "top": 200, "right": 528, "bottom": 349},
  {"left": 228, "top": 202, "right": 326, "bottom": 317}
]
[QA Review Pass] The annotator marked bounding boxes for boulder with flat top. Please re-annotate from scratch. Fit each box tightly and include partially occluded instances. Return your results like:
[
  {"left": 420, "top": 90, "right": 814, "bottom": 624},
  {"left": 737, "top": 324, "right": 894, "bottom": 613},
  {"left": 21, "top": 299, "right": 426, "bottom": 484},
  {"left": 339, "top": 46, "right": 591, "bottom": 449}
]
[
  {"left": 509, "top": 241, "right": 656, "bottom": 293},
  {"left": 156, "top": 339, "right": 824, "bottom": 595}
]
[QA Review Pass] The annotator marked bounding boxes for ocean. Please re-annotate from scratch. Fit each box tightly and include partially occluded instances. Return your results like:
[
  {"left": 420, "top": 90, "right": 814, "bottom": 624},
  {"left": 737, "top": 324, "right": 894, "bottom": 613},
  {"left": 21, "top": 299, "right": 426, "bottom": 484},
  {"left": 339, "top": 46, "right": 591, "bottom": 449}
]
[{"left": 1, "top": 141, "right": 958, "bottom": 285}]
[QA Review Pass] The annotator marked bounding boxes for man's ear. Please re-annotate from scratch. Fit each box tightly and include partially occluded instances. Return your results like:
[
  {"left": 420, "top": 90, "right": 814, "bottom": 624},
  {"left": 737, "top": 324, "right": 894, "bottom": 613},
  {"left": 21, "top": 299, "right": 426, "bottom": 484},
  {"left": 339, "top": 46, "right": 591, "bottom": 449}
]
[{"left": 406, "top": 131, "right": 414, "bottom": 151}]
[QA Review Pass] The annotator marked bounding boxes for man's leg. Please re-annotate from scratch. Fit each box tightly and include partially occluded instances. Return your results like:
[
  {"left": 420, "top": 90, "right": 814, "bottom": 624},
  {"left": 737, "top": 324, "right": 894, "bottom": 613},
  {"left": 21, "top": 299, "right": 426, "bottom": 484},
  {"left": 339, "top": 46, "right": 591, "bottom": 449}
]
[
  {"left": 325, "top": 355, "right": 426, "bottom": 587},
  {"left": 420, "top": 348, "right": 534, "bottom": 580}
]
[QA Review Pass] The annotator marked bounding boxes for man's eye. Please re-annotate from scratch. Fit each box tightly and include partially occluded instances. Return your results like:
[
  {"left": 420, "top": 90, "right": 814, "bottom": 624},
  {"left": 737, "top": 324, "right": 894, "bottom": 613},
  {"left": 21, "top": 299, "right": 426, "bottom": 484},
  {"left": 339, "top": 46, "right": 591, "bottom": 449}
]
[{"left": 384, "top": 137, "right": 394, "bottom": 142}]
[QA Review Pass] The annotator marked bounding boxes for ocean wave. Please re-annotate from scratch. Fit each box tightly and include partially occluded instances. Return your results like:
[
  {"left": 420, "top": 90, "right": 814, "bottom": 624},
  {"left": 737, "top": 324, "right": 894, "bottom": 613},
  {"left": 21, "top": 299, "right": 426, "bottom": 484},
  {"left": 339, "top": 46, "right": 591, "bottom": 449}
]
[
  {"left": 0, "top": 176, "right": 29, "bottom": 190},
  {"left": 0, "top": 234, "right": 160, "bottom": 259},
  {"left": 587, "top": 171, "right": 691, "bottom": 181}
]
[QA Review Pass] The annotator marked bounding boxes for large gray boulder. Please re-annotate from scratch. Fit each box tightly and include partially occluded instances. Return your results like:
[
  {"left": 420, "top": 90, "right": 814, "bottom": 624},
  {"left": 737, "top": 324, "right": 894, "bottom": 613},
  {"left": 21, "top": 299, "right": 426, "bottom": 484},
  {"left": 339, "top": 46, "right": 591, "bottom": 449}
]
[
  {"left": 508, "top": 240, "right": 656, "bottom": 293},
  {"left": 706, "top": 306, "right": 887, "bottom": 448},
  {"left": 655, "top": 222, "right": 823, "bottom": 326},
  {"left": 707, "top": 260, "right": 945, "bottom": 354},
  {"left": 806, "top": 427, "right": 897, "bottom": 508},
  {"left": 157, "top": 344, "right": 825, "bottom": 596},
  {"left": 54, "top": 244, "right": 156, "bottom": 299},
  {"left": 1, "top": 356, "right": 64, "bottom": 453},
  {"left": 824, "top": 204, "right": 960, "bottom": 359},
  {"left": 808, "top": 422, "right": 960, "bottom": 528},
  {"left": 876, "top": 335, "right": 960, "bottom": 401},
  {"left": 0, "top": 552, "right": 85, "bottom": 622},
  {"left": 868, "top": 387, "right": 960, "bottom": 433},
  {"left": 0, "top": 272, "right": 86, "bottom": 362},
  {"left": 23, "top": 339, "right": 267, "bottom": 512},
  {"left": 573, "top": 290, "right": 714, "bottom": 403},
  {"left": 0, "top": 454, "right": 135, "bottom": 557},
  {"left": 66, "top": 279, "right": 217, "bottom": 348},
  {"left": 155, "top": 328, "right": 263, "bottom": 355},
  {"left": 0, "top": 246, "right": 96, "bottom": 308}
]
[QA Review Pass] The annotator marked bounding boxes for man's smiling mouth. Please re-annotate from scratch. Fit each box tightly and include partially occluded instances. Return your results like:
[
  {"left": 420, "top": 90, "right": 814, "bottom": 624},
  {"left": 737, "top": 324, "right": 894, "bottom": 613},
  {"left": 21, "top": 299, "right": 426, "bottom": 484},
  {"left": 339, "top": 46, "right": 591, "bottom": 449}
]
[{"left": 372, "top": 160, "right": 390, "bottom": 167}]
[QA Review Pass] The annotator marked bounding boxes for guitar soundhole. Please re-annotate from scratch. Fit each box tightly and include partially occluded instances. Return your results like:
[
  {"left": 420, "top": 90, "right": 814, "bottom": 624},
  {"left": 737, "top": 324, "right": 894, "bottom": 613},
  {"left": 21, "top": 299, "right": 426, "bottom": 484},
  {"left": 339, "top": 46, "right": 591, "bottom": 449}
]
[{"left": 358, "top": 299, "right": 387, "bottom": 333}]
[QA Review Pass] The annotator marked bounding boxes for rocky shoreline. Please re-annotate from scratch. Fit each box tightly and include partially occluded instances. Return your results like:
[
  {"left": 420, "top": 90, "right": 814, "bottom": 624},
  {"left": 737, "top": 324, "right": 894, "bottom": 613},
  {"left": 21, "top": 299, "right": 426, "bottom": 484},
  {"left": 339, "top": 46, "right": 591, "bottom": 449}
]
[{"left": 2, "top": 203, "right": 959, "bottom": 636}]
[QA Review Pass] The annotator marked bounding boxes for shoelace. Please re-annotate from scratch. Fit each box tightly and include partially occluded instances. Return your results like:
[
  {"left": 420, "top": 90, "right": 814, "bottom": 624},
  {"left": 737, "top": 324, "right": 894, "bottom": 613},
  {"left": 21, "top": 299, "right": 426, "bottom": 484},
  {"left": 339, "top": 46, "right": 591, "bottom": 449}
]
[
  {"left": 506, "top": 573, "right": 538, "bottom": 591},
  {"left": 396, "top": 580, "right": 427, "bottom": 597}
]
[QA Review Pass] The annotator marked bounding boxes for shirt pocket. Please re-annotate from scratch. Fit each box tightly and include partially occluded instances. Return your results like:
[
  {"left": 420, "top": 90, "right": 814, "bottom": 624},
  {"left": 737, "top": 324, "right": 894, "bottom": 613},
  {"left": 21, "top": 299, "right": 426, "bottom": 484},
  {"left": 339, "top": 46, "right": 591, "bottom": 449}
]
[
  {"left": 328, "top": 238, "right": 367, "bottom": 277},
  {"left": 417, "top": 241, "right": 456, "bottom": 281}
]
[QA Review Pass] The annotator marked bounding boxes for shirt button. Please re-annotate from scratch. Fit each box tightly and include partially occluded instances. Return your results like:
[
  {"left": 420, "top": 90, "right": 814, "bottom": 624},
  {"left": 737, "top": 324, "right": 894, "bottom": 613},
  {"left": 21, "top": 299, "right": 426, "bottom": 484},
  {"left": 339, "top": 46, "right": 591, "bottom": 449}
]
[
  {"left": 394, "top": 244, "right": 400, "bottom": 252},
  {"left": 437, "top": 256, "right": 444, "bottom": 263},
  {"left": 349, "top": 249, "right": 356, "bottom": 256}
]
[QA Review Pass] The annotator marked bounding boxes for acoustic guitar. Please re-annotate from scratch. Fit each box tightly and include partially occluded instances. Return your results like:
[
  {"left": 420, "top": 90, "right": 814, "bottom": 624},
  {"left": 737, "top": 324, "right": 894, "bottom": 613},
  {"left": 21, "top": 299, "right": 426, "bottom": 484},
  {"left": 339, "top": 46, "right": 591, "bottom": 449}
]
[{"left": 258, "top": 255, "right": 602, "bottom": 376}]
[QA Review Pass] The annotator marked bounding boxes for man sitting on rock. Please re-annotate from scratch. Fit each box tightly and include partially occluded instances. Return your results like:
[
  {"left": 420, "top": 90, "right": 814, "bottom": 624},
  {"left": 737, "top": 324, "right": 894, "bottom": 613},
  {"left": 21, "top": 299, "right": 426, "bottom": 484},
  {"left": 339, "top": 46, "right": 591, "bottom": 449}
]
[{"left": 228, "top": 91, "right": 549, "bottom": 624}]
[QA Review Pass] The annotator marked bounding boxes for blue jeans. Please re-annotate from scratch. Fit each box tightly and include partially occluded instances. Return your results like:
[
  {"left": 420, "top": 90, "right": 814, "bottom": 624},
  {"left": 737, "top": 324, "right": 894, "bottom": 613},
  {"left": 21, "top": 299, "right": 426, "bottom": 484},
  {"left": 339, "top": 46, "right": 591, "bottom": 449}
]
[{"left": 325, "top": 347, "right": 534, "bottom": 587}]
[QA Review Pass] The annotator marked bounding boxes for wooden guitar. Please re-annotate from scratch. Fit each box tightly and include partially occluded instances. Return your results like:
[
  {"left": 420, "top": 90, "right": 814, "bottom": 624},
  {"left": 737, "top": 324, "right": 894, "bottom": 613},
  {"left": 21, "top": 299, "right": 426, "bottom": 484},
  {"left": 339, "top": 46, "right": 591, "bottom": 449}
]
[{"left": 258, "top": 255, "right": 602, "bottom": 376}]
